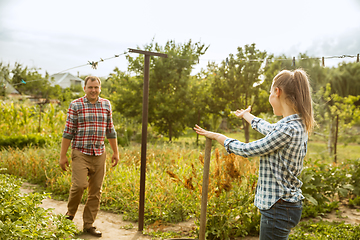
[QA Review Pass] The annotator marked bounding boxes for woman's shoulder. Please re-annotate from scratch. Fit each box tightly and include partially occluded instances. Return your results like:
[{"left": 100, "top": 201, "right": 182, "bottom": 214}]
[{"left": 275, "top": 115, "right": 304, "bottom": 133}]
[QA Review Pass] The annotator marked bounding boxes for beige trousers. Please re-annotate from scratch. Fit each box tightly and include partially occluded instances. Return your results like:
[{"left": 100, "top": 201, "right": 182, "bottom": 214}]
[{"left": 67, "top": 149, "right": 106, "bottom": 229}]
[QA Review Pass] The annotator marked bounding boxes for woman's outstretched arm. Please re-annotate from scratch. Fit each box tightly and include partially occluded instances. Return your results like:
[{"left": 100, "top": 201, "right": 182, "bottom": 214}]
[
  {"left": 193, "top": 125, "right": 227, "bottom": 145},
  {"left": 234, "top": 106, "right": 255, "bottom": 124}
]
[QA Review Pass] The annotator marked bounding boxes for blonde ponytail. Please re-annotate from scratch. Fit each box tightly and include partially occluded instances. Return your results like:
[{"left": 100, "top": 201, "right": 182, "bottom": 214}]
[{"left": 273, "top": 69, "right": 315, "bottom": 133}]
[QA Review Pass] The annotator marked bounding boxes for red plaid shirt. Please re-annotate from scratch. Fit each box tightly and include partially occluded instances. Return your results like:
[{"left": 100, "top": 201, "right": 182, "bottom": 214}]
[{"left": 63, "top": 96, "right": 117, "bottom": 156}]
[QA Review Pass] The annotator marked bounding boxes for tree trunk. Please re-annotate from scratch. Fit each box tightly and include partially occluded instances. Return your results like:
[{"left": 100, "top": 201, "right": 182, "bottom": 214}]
[
  {"left": 244, "top": 121, "right": 250, "bottom": 143},
  {"left": 169, "top": 123, "right": 172, "bottom": 142},
  {"left": 328, "top": 117, "right": 335, "bottom": 157},
  {"left": 196, "top": 109, "right": 200, "bottom": 146}
]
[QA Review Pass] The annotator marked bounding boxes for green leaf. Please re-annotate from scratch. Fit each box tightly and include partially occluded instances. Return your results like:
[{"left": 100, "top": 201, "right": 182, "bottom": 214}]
[{"left": 303, "top": 194, "right": 318, "bottom": 205}]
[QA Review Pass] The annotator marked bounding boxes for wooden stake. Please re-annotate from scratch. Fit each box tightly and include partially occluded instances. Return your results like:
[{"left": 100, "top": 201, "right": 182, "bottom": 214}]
[
  {"left": 334, "top": 115, "right": 339, "bottom": 163},
  {"left": 199, "top": 137, "right": 212, "bottom": 240}
]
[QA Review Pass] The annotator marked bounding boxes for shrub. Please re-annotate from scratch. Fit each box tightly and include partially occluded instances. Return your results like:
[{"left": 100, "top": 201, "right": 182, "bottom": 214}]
[
  {"left": 300, "top": 158, "right": 357, "bottom": 218},
  {"left": 0, "top": 134, "right": 47, "bottom": 149},
  {"left": 348, "top": 196, "right": 360, "bottom": 207},
  {"left": 289, "top": 220, "right": 360, "bottom": 240},
  {"left": 0, "top": 173, "right": 79, "bottom": 239}
]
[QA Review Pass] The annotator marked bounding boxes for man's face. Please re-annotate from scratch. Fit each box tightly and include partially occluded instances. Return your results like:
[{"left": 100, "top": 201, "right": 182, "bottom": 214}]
[{"left": 84, "top": 80, "right": 101, "bottom": 103}]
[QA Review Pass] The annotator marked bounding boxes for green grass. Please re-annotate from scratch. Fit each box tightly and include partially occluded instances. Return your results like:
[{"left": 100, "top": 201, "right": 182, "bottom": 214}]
[{"left": 307, "top": 141, "right": 360, "bottom": 162}]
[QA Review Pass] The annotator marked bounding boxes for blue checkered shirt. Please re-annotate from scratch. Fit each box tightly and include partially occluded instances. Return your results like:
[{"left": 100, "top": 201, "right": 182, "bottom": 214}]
[{"left": 224, "top": 114, "right": 306, "bottom": 210}]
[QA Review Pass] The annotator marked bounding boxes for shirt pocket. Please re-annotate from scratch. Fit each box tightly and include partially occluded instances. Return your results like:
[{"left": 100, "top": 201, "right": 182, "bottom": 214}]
[
  {"left": 77, "top": 108, "right": 94, "bottom": 124},
  {"left": 93, "top": 109, "right": 107, "bottom": 123}
]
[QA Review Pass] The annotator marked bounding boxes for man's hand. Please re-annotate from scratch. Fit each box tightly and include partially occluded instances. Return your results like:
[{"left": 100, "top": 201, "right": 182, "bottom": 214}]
[
  {"left": 108, "top": 138, "right": 119, "bottom": 167},
  {"left": 111, "top": 153, "right": 119, "bottom": 167},
  {"left": 60, "top": 138, "right": 71, "bottom": 171},
  {"left": 59, "top": 156, "right": 69, "bottom": 171}
]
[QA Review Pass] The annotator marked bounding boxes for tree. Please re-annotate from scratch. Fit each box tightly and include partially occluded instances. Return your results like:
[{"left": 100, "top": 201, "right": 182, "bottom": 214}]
[
  {"left": 103, "top": 68, "right": 141, "bottom": 132},
  {"left": 208, "top": 43, "right": 267, "bottom": 142},
  {"left": 0, "top": 62, "right": 11, "bottom": 97},
  {"left": 117, "top": 39, "right": 208, "bottom": 141},
  {"left": 200, "top": 62, "right": 228, "bottom": 132},
  {"left": 186, "top": 72, "right": 213, "bottom": 144},
  {"left": 9, "top": 62, "right": 61, "bottom": 100},
  {"left": 317, "top": 83, "right": 360, "bottom": 162},
  {"left": 316, "top": 63, "right": 360, "bottom": 160},
  {"left": 330, "top": 62, "right": 360, "bottom": 97}
]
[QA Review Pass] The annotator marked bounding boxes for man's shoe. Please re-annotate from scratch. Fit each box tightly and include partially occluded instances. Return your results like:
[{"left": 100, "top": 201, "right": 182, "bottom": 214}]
[
  {"left": 84, "top": 227, "right": 102, "bottom": 237},
  {"left": 65, "top": 213, "right": 74, "bottom": 221}
]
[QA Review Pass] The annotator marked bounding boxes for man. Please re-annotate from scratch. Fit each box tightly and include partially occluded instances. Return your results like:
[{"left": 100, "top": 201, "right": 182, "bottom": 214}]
[{"left": 59, "top": 76, "right": 119, "bottom": 237}]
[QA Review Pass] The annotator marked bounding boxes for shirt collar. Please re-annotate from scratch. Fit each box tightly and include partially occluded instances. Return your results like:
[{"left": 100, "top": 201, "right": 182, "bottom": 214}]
[
  {"left": 84, "top": 95, "right": 101, "bottom": 103},
  {"left": 278, "top": 114, "right": 302, "bottom": 124}
]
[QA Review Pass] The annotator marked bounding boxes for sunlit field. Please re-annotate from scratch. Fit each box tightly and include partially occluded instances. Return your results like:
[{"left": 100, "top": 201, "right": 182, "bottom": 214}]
[{"left": 1, "top": 102, "right": 359, "bottom": 239}]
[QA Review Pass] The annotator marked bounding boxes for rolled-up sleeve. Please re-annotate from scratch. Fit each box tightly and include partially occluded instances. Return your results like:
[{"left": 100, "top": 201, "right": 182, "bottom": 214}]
[
  {"left": 63, "top": 102, "right": 77, "bottom": 140},
  {"left": 105, "top": 102, "right": 117, "bottom": 139},
  {"left": 224, "top": 123, "right": 293, "bottom": 158},
  {"left": 251, "top": 117, "right": 276, "bottom": 136}
]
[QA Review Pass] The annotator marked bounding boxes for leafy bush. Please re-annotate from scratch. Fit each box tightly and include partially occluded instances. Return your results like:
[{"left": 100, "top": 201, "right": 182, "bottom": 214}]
[
  {"left": 0, "top": 173, "right": 79, "bottom": 239},
  {"left": 348, "top": 158, "right": 360, "bottom": 196},
  {"left": 116, "top": 127, "right": 133, "bottom": 147},
  {"left": 300, "top": 159, "right": 356, "bottom": 218},
  {"left": 348, "top": 196, "right": 360, "bottom": 207},
  {"left": 167, "top": 150, "right": 260, "bottom": 239},
  {"left": 0, "top": 134, "right": 47, "bottom": 149},
  {"left": 289, "top": 220, "right": 360, "bottom": 240}
]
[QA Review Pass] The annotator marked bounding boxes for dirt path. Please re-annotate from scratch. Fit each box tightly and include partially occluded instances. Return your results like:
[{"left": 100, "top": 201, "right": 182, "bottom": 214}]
[
  {"left": 304, "top": 201, "right": 360, "bottom": 225},
  {"left": 20, "top": 183, "right": 360, "bottom": 240},
  {"left": 21, "top": 183, "right": 152, "bottom": 240}
]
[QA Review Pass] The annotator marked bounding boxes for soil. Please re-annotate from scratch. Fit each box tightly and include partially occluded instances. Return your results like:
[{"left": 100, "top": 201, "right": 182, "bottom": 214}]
[{"left": 20, "top": 183, "right": 360, "bottom": 240}]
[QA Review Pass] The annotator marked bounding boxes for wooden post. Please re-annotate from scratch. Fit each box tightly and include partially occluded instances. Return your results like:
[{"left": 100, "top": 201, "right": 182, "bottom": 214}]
[
  {"left": 334, "top": 115, "right": 339, "bottom": 163},
  {"left": 128, "top": 48, "right": 167, "bottom": 232},
  {"left": 199, "top": 137, "right": 212, "bottom": 240},
  {"left": 138, "top": 54, "right": 150, "bottom": 231}
]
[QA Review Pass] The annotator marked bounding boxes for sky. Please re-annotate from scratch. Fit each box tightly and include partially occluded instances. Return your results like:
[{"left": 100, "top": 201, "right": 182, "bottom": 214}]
[{"left": 1, "top": 0, "right": 360, "bottom": 78}]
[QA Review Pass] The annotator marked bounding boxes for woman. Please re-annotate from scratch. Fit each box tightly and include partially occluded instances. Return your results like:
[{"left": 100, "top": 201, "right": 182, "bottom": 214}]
[{"left": 194, "top": 69, "right": 315, "bottom": 240}]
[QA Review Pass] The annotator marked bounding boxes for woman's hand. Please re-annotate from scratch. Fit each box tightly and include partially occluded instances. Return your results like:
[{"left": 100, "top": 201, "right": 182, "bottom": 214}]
[
  {"left": 193, "top": 124, "right": 215, "bottom": 139},
  {"left": 234, "top": 106, "right": 251, "bottom": 119},
  {"left": 194, "top": 125, "right": 227, "bottom": 145}
]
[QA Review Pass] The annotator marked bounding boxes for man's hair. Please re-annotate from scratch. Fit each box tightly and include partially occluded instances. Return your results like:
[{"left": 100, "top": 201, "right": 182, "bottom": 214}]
[
  {"left": 84, "top": 76, "right": 101, "bottom": 86},
  {"left": 272, "top": 69, "right": 315, "bottom": 133}
]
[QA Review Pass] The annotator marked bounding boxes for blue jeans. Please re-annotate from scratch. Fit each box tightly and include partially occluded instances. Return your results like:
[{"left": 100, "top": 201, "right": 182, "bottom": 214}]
[{"left": 259, "top": 199, "right": 302, "bottom": 240}]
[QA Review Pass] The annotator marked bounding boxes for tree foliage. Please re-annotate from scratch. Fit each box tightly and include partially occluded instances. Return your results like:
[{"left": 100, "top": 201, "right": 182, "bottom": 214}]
[
  {"left": 207, "top": 43, "right": 267, "bottom": 142},
  {"left": 115, "top": 39, "right": 208, "bottom": 141},
  {"left": 2, "top": 43, "right": 360, "bottom": 147},
  {"left": 0, "top": 62, "right": 75, "bottom": 108}
]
